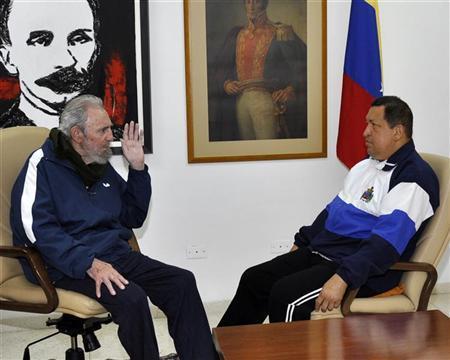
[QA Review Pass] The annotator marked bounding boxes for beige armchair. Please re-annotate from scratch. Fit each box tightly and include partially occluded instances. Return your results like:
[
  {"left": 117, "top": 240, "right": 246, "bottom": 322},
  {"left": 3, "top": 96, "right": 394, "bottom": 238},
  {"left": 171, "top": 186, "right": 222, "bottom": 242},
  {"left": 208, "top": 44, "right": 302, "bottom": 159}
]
[
  {"left": 311, "top": 153, "right": 450, "bottom": 319},
  {"left": 0, "top": 126, "right": 139, "bottom": 359}
]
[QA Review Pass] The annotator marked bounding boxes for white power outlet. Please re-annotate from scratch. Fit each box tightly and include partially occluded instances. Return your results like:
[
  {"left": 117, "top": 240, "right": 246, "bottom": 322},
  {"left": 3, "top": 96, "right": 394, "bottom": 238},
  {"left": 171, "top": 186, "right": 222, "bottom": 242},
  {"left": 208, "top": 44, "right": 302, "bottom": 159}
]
[
  {"left": 186, "top": 245, "right": 207, "bottom": 259},
  {"left": 270, "top": 240, "right": 292, "bottom": 254}
]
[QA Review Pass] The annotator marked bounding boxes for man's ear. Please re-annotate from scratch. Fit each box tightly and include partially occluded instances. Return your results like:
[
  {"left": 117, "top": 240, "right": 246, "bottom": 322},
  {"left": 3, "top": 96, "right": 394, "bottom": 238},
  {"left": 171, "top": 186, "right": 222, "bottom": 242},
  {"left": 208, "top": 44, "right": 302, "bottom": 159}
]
[
  {"left": 70, "top": 126, "right": 84, "bottom": 145},
  {"left": 393, "top": 124, "right": 405, "bottom": 140},
  {"left": 0, "top": 45, "right": 18, "bottom": 75}
]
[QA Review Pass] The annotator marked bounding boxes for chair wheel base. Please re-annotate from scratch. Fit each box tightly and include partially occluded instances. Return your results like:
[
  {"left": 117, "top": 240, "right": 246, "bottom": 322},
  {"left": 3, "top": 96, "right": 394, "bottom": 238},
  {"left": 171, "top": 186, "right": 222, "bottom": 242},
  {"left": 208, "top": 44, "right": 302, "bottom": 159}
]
[{"left": 66, "top": 347, "right": 85, "bottom": 360}]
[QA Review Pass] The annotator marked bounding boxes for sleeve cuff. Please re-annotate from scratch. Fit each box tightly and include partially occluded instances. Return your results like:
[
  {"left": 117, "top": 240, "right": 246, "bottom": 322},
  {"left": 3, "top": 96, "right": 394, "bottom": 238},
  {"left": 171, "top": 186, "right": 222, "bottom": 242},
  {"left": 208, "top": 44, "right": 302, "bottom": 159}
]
[
  {"left": 336, "top": 268, "right": 356, "bottom": 289},
  {"left": 75, "top": 253, "right": 96, "bottom": 279},
  {"left": 129, "top": 164, "right": 148, "bottom": 173}
]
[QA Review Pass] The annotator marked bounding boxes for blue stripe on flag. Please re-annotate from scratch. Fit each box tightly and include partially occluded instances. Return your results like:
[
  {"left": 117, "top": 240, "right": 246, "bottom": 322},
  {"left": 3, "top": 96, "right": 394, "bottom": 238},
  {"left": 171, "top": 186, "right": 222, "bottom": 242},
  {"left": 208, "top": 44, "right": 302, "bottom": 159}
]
[{"left": 344, "top": 0, "right": 382, "bottom": 98}]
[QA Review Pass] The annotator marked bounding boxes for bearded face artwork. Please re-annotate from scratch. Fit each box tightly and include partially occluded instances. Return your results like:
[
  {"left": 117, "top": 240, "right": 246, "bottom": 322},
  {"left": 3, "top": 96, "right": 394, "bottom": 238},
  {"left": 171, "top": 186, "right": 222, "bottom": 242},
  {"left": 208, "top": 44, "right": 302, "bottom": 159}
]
[
  {"left": 0, "top": 0, "right": 99, "bottom": 128},
  {"left": 0, "top": 0, "right": 152, "bottom": 153}
]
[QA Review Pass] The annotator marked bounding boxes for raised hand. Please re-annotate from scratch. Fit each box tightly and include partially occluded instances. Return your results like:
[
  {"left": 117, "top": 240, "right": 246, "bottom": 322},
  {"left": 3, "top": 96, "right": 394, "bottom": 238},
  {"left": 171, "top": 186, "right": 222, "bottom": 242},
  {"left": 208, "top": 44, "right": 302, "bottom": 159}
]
[{"left": 121, "top": 121, "right": 145, "bottom": 170}]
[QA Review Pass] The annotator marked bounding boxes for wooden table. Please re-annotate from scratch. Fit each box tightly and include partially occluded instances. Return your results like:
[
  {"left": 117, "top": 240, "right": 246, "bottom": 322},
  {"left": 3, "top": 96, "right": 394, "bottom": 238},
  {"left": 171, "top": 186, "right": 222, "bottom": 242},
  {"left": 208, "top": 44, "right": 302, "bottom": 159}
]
[{"left": 213, "top": 310, "right": 450, "bottom": 359}]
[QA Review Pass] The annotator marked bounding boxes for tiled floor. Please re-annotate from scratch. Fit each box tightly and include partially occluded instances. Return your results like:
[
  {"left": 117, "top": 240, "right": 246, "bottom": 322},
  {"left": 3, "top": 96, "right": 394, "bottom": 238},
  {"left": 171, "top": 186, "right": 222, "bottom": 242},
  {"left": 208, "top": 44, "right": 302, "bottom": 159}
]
[{"left": 1, "top": 294, "right": 449, "bottom": 360}]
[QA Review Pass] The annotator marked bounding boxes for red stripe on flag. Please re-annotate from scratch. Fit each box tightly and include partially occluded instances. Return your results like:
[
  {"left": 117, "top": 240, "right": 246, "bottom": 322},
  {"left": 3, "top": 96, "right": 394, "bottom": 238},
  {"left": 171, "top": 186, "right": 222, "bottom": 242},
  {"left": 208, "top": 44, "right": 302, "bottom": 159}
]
[{"left": 337, "top": 74, "right": 374, "bottom": 169}]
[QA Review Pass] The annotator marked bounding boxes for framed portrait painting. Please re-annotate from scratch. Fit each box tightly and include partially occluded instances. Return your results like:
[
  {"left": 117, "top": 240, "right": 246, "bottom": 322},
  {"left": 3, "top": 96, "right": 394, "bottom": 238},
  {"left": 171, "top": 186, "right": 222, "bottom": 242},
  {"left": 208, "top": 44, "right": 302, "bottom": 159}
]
[
  {"left": 184, "top": 0, "right": 326, "bottom": 163},
  {"left": 0, "top": 0, "right": 152, "bottom": 153}
]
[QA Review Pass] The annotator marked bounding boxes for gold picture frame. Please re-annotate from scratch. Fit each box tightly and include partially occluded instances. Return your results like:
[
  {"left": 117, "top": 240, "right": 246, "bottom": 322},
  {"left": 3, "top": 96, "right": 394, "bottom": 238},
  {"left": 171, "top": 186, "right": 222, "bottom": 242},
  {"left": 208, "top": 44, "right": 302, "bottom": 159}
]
[{"left": 184, "top": 0, "right": 327, "bottom": 163}]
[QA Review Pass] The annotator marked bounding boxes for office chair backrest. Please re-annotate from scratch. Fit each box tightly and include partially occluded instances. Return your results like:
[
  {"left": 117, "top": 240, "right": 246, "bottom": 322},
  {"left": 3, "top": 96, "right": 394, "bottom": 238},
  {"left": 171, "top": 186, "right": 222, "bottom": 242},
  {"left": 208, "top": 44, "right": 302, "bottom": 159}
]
[
  {"left": 403, "top": 153, "right": 450, "bottom": 306},
  {"left": 0, "top": 126, "right": 50, "bottom": 284}
]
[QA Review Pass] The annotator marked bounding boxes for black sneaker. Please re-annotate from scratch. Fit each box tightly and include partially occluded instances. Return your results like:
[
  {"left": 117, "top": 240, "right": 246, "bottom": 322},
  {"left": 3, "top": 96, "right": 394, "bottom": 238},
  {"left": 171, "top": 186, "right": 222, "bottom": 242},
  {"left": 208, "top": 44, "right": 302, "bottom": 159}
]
[{"left": 160, "top": 353, "right": 179, "bottom": 360}]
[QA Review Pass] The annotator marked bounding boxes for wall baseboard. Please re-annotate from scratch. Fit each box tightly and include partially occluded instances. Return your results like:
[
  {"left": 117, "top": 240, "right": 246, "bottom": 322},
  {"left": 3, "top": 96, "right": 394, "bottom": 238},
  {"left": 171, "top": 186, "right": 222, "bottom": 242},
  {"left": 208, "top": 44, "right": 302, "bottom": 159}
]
[{"left": 433, "top": 282, "right": 450, "bottom": 294}]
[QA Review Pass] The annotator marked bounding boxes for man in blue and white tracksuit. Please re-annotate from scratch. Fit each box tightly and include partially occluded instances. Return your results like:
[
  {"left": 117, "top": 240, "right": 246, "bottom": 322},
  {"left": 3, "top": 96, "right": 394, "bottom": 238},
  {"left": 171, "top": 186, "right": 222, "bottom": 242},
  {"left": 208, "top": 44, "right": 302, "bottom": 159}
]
[
  {"left": 218, "top": 96, "right": 440, "bottom": 326},
  {"left": 10, "top": 95, "right": 217, "bottom": 360}
]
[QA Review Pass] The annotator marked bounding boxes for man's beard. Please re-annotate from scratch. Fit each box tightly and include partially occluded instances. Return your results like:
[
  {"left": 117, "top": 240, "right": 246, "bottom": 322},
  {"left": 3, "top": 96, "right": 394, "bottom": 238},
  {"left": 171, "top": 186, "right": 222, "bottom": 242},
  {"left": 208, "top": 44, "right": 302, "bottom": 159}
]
[
  {"left": 34, "top": 65, "right": 94, "bottom": 112},
  {"left": 85, "top": 146, "right": 113, "bottom": 165}
]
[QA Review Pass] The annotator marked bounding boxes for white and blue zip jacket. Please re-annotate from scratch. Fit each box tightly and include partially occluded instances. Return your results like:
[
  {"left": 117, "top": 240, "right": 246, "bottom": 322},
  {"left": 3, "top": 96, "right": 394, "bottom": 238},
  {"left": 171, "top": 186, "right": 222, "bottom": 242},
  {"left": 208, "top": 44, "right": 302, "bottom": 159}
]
[
  {"left": 294, "top": 141, "right": 439, "bottom": 294},
  {"left": 10, "top": 138, "right": 151, "bottom": 283}
]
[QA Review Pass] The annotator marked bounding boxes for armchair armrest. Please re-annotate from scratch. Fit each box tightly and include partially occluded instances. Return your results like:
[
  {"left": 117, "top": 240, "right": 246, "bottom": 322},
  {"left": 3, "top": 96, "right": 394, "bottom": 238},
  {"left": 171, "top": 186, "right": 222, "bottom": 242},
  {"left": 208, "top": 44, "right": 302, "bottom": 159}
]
[
  {"left": 341, "top": 261, "right": 437, "bottom": 316},
  {"left": 0, "top": 245, "right": 58, "bottom": 313},
  {"left": 1, "top": 233, "right": 139, "bottom": 313}
]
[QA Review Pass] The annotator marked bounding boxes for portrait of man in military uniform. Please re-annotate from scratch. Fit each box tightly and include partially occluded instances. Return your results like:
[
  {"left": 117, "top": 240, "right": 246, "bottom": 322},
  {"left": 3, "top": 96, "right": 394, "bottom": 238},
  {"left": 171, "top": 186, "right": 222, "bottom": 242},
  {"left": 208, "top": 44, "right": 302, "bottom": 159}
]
[{"left": 207, "top": 0, "right": 307, "bottom": 141}]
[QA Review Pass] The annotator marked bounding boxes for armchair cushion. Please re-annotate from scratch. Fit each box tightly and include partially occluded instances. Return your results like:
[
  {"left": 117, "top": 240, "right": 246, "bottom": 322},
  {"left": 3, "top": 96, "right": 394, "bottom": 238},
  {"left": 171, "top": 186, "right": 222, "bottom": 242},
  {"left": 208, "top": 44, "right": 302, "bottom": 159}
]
[
  {"left": 0, "top": 274, "right": 107, "bottom": 318},
  {"left": 374, "top": 285, "right": 404, "bottom": 298}
]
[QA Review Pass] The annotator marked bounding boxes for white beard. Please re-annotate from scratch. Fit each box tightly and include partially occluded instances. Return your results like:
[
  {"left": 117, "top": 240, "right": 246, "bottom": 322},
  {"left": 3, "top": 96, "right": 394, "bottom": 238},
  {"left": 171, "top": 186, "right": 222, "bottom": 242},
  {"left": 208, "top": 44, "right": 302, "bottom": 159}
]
[{"left": 84, "top": 147, "right": 112, "bottom": 164}]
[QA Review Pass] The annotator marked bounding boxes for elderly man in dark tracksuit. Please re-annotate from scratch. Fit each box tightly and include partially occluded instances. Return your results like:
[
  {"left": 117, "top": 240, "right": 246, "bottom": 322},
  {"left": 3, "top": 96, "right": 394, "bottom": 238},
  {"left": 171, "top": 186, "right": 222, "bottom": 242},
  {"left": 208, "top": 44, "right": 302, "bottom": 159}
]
[{"left": 10, "top": 95, "right": 217, "bottom": 360}]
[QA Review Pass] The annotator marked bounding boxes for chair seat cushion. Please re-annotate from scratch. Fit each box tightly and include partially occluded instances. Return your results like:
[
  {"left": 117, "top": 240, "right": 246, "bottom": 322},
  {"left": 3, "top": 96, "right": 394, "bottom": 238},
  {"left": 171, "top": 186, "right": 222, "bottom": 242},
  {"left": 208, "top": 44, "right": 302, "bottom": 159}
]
[
  {"left": 374, "top": 285, "right": 405, "bottom": 298},
  {"left": 0, "top": 275, "right": 107, "bottom": 318}
]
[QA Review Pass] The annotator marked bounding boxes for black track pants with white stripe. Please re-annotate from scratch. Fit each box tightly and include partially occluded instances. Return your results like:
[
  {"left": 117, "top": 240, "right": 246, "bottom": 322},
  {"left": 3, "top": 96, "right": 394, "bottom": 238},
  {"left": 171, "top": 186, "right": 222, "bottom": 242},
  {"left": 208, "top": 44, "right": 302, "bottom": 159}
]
[{"left": 218, "top": 247, "right": 338, "bottom": 326}]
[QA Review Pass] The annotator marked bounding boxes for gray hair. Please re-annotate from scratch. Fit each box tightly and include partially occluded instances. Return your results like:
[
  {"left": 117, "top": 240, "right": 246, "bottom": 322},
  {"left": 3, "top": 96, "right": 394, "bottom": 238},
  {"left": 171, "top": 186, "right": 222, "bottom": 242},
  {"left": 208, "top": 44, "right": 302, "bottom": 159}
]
[{"left": 59, "top": 94, "right": 104, "bottom": 136}]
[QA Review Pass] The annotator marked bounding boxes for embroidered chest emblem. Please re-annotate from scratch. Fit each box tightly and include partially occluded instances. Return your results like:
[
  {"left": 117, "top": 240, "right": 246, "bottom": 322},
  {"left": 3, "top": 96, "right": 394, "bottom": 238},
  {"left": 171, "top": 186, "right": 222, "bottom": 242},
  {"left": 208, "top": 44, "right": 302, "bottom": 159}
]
[
  {"left": 360, "top": 186, "right": 374, "bottom": 203},
  {"left": 102, "top": 182, "right": 111, "bottom": 188}
]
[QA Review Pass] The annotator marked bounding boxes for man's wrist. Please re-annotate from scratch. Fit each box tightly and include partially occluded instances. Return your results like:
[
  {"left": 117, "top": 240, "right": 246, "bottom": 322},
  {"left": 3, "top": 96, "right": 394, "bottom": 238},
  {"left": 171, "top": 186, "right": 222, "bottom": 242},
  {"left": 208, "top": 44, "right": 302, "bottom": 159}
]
[
  {"left": 335, "top": 269, "right": 352, "bottom": 289},
  {"left": 87, "top": 258, "right": 99, "bottom": 273},
  {"left": 333, "top": 274, "right": 348, "bottom": 287},
  {"left": 130, "top": 164, "right": 145, "bottom": 171},
  {"left": 129, "top": 163, "right": 146, "bottom": 171}
]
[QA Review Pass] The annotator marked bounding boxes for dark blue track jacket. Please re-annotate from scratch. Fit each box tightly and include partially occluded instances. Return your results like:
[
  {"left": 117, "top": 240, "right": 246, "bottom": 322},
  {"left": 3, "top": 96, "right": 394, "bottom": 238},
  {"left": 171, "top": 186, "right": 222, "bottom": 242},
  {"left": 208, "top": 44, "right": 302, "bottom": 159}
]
[{"left": 10, "top": 138, "right": 151, "bottom": 283}]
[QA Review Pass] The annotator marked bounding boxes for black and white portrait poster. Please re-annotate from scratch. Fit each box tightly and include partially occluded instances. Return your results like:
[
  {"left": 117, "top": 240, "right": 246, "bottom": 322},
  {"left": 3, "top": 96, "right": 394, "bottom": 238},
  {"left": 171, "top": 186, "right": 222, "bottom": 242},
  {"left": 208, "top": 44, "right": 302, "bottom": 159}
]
[{"left": 0, "top": 0, "right": 152, "bottom": 152}]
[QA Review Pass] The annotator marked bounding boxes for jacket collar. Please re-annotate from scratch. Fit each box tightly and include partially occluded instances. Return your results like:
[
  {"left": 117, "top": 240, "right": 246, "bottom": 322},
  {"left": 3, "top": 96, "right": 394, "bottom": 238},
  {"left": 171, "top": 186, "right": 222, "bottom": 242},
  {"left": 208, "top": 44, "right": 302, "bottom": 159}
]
[
  {"left": 43, "top": 130, "right": 108, "bottom": 187},
  {"left": 42, "top": 136, "right": 74, "bottom": 169},
  {"left": 371, "top": 140, "right": 415, "bottom": 172}
]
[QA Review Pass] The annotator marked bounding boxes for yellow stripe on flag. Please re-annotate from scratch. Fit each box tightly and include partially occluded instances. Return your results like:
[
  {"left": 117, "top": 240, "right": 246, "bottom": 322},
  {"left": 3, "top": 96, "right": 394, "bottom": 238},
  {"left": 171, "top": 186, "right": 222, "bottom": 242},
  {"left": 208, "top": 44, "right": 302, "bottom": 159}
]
[{"left": 365, "top": 0, "right": 383, "bottom": 89}]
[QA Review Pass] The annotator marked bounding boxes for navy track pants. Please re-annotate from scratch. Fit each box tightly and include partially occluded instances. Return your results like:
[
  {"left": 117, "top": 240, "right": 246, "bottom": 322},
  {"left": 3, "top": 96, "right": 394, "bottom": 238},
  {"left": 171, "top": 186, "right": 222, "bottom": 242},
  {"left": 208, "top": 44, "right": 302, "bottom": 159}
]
[{"left": 56, "top": 251, "right": 217, "bottom": 360}]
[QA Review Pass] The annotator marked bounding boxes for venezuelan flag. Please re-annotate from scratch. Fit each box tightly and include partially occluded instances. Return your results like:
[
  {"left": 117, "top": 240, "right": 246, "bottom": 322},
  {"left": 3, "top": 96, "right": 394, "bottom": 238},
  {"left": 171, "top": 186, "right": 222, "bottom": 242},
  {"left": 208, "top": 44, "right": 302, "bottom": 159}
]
[{"left": 337, "top": 0, "right": 383, "bottom": 168}]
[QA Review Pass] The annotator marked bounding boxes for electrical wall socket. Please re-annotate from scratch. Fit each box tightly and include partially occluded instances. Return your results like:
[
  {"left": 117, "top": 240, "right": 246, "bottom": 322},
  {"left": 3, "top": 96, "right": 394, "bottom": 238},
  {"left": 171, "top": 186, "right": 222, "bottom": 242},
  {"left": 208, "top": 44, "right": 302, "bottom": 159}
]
[
  {"left": 270, "top": 240, "right": 292, "bottom": 254},
  {"left": 186, "top": 245, "right": 207, "bottom": 259}
]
